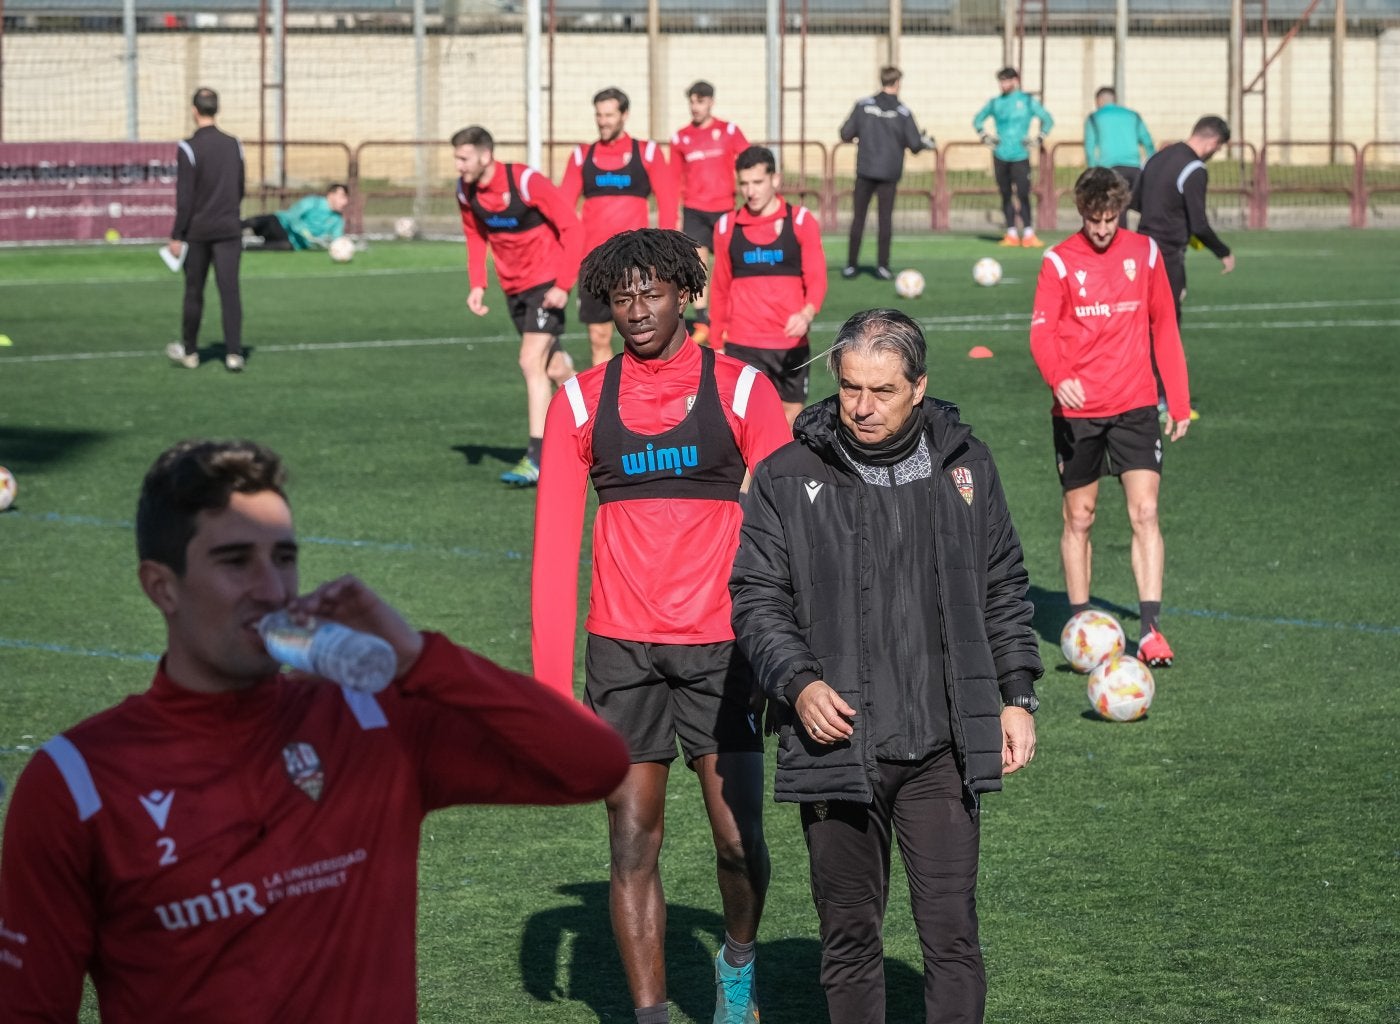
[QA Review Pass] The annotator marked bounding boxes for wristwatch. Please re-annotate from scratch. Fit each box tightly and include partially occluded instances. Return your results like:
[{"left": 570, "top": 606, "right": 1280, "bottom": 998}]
[{"left": 1004, "top": 694, "right": 1039, "bottom": 714}]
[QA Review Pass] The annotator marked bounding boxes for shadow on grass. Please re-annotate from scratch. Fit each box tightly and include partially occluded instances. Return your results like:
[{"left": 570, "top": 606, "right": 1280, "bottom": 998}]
[
  {"left": 1028, "top": 584, "right": 1139, "bottom": 651},
  {"left": 0, "top": 425, "right": 107, "bottom": 471},
  {"left": 520, "top": 880, "right": 926, "bottom": 1023},
  {"left": 452, "top": 444, "right": 525, "bottom": 469}
]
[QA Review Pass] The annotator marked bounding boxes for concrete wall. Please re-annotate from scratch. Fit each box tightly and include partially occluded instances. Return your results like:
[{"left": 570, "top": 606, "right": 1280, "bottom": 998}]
[{"left": 2, "top": 28, "right": 1394, "bottom": 180}]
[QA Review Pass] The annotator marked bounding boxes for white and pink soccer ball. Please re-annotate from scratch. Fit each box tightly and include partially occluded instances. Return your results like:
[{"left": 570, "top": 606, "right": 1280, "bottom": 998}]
[
  {"left": 1059, "top": 609, "right": 1127, "bottom": 673},
  {"left": 0, "top": 466, "right": 16, "bottom": 511},
  {"left": 1087, "top": 654, "right": 1156, "bottom": 722}
]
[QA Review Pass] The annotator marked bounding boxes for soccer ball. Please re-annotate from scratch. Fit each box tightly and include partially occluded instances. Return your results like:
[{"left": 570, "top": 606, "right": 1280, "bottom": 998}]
[
  {"left": 328, "top": 237, "right": 356, "bottom": 263},
  {"left": 973, "top": 257, "right": 1003, "bottom": 287},
  {"left": 393, "top": 216, "right": 417, "bottom": 240},
  {"left": 1060, "top": 609, "right": 1127, "bottom": 673},
  {"left": 1087, "top": 654, "right": 1156, "bottom": 722},
  {"left": 0, "top": 466, "right": 16, "bottom": 512},
  {"left": 894, "top": 268, "right": 925, "bottom": 300}
]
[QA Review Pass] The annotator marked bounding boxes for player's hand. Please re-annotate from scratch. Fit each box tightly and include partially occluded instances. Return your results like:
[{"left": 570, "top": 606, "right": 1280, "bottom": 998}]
[
  {"left": 541, "top": 285, "right": 569, "bottom": 310},
  {"left": 794, "top": 681, "right": 856, "bottom": 746},
  {"left": 1001, "top": 706, "right": 1037, "bottom": 774},
  {"left": 919, "top": 133, "right": 936, "bottom": 150},
  {"left": 783, "top": 308, "right": 815, "bottom": 338},
  {"left": 1164, "top": 415, "right": 1190, "bottom": 442},
  {"left": 1220, "top": 254, "right": 1236, "bottom": 274},
  {"left": 1054, "top": 378, "right": 1086, "bottom": 410},
  {"left": 168, "top": 240, "right": 183, "bottom": 258},
  {"left": 980, "top": 132, "right": 999, "bottom": 148},
  {"left": 287, "top": 575, "right": 425, "bottom": 679},
  {"left": 466, "top": 288, "right": 489, "bottom": 317}
]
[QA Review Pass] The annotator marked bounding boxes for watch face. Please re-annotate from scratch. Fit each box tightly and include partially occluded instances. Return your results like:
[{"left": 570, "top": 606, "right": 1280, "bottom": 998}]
[{"left": 1009, "top": 695, "right": 1039, "bottom": 713}]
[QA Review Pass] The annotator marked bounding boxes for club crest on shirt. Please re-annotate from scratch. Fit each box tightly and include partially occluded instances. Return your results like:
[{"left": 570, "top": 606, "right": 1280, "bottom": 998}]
[
  {"left": 282, "top": 742, "right": 324, "bottom": 802},
  {"left": 951, "top": 466, "right": 974, "bottom": 506},
  {"left": 1123, "top": 258, "right": 1137, "bottom": 282}
]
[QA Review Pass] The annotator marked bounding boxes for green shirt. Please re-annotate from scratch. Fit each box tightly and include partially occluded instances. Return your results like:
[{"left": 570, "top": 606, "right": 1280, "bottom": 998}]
[
  {"left": 274, "top": 195, "right": 345, "bottom": 251},
  {"left": 972, "top": 90, "right": 1054, "bottom": 163},
  {"left": 1084, "top": 104, "right": 1155, "bottom": 169}
]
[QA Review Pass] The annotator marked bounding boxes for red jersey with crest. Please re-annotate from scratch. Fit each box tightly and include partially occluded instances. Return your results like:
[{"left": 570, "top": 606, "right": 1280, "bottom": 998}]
[
  {"left": 669, "top": 117, "right": 750, "bottom": 213},
  {"left": 531, "top": 340, "right": 791, "bottom": 696},
  {"left": 0, "top": 633, "right": 627, "bottom": 1023},
  {"left": 558, "top": 134, "right": 677, "bottom": 256},
  {"left": 708, "top": 199, "right": 827, "bottom": 350},
  {"left": 1029, "top": 227, "right": 1190, "bottom": 423},
  {"left": 457, "top": 162, "right": 584, "bottom": 296}
]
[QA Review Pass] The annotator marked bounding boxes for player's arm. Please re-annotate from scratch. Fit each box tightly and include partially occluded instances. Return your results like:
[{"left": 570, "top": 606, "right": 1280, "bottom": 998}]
[
  {"left": 0, "top": 753, "right": 98, "bottom": 1020},
  {"left": 647, "top": 142, "right": 678, "bottom": 230},
  {"left": 839, "top": 104, "right": 861, "bottom": 143},
  {"left": 171, "top": 142, "right": 194, "bottom": 246},
  {"left": 787, "top": 209, "right": 827, "bottom": 337},
  {"left": 525, "top": 170, "right": 584, "bottom": 293},
  {"left": 395, "top": 633, "right": 629, "bottom": 811},
  {"left": 457, "top": 195, "right": 492, "bottom": 314},
  {"left": 530, "top": 385, "right": 593, "bottom": 696},
  {"left": 734, "top": 369, "right": 792, "bottom": 467},
  {"left": 729, "top": 462, "right": 823, "bottom": 709},
  {"left": 1182, "top": 167, "right": 1231, "bottom": 263},
  {"left": 1146, "top": 250, "right": 1191, "bottom": 435},
  {"left": 730, "top": 122, "right": 751, "bottom": 153},
  {"left": 1083, "top": 114, "right": 1099, "bottom": 165},
  {"left": 557, "top": 147, "right": 584, "bottom": 208},
  {"left": 707, "top": 216, "right": 734, "bottom": 348},
  {"left": 1033, "top": 98, "right": 1054, "bottom": 138},
  {"left": 1028, "top": 256, "right": 1074, "bottom": 401},
  {"left": 1137, "top": 115, "right": 1155, "bottom": 158},
  {"left": 971, "top": 99, "right": 994, "bottom": 136},
  {"left": 669, "top": 132, "right": 687, "bottom": 220}
]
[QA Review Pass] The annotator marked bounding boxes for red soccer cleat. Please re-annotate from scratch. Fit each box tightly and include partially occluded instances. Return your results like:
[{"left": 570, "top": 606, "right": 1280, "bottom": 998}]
[{"left": 1137, "top": 627, "right": 1174, "bottom": 669}]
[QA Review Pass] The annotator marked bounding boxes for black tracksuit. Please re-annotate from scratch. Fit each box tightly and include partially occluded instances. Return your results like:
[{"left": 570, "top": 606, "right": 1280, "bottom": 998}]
[
  {"left": 839, "top": 92, "right": 932, "bottom": 270},
  {"left": 172, "top": 124, "right": 245, "bottom": 356},
  {"left": 731, "top": 397, "right": 1042, "bottom": 1024},
  {"left": 1131, "top": 141, "right": 1230, "bottom": 321}
]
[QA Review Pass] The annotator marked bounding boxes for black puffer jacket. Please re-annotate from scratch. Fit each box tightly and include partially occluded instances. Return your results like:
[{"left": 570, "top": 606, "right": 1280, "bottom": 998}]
[{"left": 730, "top": 397, "right": 1042, "bottom": 804}]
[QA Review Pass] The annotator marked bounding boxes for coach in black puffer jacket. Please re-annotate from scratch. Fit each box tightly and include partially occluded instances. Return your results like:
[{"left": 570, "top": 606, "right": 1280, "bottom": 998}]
[{"left": 730, "top": 308, "right": 1042, "bottom": 1024}]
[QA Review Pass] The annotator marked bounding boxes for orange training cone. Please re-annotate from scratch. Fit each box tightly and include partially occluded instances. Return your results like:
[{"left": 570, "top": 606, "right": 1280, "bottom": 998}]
[{"left": 968, "top": 345, "right": 994, "bottom": 359}]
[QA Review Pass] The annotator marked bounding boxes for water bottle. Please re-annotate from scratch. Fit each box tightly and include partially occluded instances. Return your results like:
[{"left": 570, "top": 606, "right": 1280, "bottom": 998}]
[{"left": 257, "top": 610, "right": 396, "bottom": 694}]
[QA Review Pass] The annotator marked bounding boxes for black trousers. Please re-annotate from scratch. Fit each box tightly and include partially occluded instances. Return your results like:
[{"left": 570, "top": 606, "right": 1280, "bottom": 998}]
[
  {"left": 993, "top": 158, "right": 1032, "bottom": 233},
  {"left": 801, "top": 750, "right": 985, "bottom": 1024},
  {"left": 181, "top": 237, "right": 242, "bottom": 355},
  {"left": 848, "top": 176, "right": 897, "bottom": 269},
  {"left": 241, "top": 213, "right": 293, "bottom": 250},
  {"left": 1160, "top": 244, "right": 1187, "bottom": 324}
]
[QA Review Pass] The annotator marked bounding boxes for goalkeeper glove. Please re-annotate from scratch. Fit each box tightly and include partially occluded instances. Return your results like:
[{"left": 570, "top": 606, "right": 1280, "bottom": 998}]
[
  {"left": 919, "top": 133, "right": 936, "bottom": 150},
  {"left": 1024, "top": 135, "right": 1045, "bottom": 150},
  {"left": 980, "top": 132, "right": 998, "bottom": 148}
]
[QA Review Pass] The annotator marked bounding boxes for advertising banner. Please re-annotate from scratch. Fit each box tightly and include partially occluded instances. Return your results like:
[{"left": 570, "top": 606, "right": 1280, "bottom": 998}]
[{"left": 0, "top": 142, "right": 179, "bottom": 243}]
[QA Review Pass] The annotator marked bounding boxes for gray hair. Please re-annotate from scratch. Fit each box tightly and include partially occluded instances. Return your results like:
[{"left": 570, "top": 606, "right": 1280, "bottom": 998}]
[{"left": 826, "top": 308, "right": 927, "bottom": 384}]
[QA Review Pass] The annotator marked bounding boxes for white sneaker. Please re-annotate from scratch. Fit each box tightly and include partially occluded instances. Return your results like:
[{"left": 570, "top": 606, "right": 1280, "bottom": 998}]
[
  {"left": 165, "top": 342, "right": 198, "bottom": 369},
  {"left": 225, "top": 354, "right": 245, "bottom": 372}
]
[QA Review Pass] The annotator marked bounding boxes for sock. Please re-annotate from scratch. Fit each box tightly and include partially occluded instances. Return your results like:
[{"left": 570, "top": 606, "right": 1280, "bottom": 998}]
[
  {"left": 635, "top": 1003, "right": 670, "bottom": 1024},
  {"left": 721, "top": 933, "right": 756, "bottom": 969},
  {"left": 1006, "top": 227, "right": 1020, "bottom": 238},
  {"left": 1140, "top": 601, "right": 1162, "bottom": 634},
  {"left": 1069, "top": 601, "right": 1091, "bottom": 618},
  {"left": 526, "top": 437, "right": 543, "bottom": 464}
]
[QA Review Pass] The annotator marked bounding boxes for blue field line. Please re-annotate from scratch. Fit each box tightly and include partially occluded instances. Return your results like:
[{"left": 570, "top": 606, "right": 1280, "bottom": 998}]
[
  {"left": 4, "top": 511, "right": 526, "bottom": 561},
  {"left": 1165, "top": 605, "right": 1400, "bottom": 637}
]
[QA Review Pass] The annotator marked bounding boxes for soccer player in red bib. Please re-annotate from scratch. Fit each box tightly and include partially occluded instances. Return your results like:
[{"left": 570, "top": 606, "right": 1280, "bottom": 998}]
[
  {"left": 559, "top": 88, "right": 678, "bottom": 368},
  {"left": 454, "top": 125, "right": 584, "bottom": 486},
  {"left": 709, "top": 145, "right": 828, "bottom": 426},
  {"left": 0, "top": 439, "right": 628, "bottom": 1022},
  {"left": 1029, "top": 167, "right": 1191, "bottom": 667},
  {"left": 669, "top": 80, "right": 749, "bottom": 345},
  {"left": 531, "top": 230, "right": 791, "bottom": 1024}
]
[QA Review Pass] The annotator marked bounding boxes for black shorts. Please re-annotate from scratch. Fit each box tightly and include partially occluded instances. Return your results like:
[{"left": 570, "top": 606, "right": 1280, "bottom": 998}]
[
  {"left": 682, "top": 207, "right": 727, "bottom": 251},
  {"left": 724, "top": 342, "right": 810, "bottom": 404},
  {"left": 577, "top": 286, "right": 615, "bottom": 325},
  {"left": 1052, "top": 406, "right": 1162, "bottom": 491},
  {"left": 507, "top": 281, "right": 566, "bottom": 338},
  {"left": 584, "top": 635, "right": 764, "bottom": 766}
]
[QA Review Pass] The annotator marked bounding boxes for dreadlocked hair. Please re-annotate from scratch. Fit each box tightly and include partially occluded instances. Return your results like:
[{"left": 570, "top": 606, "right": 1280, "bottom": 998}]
[{"left": 578, "top": 228, "right": 707, "bottom": 304}]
